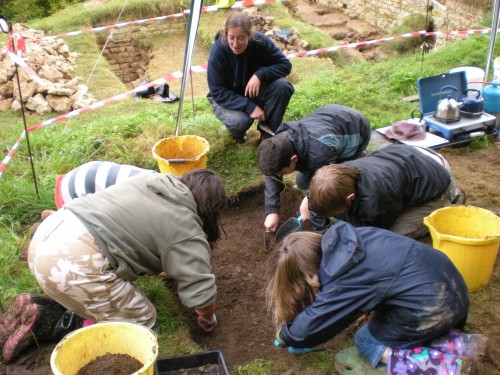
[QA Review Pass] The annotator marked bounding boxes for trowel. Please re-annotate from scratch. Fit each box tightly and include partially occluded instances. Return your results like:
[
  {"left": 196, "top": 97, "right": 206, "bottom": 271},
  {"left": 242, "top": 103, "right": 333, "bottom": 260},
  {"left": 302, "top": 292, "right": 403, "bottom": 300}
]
[{"left": 264, "top": 230, "right": 273, "bottom": 251}]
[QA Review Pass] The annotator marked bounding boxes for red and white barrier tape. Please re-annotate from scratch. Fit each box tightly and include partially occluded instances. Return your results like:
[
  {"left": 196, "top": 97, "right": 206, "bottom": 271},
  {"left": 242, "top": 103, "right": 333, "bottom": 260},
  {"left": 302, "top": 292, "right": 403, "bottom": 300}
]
[
  {"left": 0, "top": 132, "right": 26, "bottom": 176},
  {"left": 0, "top": 69, "right": 207, "bottom": 177},
  {"left": 31, "top": 0, "right": 288, "bottom": 41},
  {"left": 0, "top": 5, "right": 495, "bottom": 178}
]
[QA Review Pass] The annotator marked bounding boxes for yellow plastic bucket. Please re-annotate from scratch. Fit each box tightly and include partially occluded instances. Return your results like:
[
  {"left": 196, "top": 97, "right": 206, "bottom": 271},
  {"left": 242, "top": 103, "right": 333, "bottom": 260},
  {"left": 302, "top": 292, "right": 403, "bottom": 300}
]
[
  {"left": 50, "top": 322, "right": 158, "bottom": 375},
  {"left": 152, "top": 135, "right": 210, "bottom": 176},
  {"left": 424, "top": 206, "right": 500, "bottom": 292}
]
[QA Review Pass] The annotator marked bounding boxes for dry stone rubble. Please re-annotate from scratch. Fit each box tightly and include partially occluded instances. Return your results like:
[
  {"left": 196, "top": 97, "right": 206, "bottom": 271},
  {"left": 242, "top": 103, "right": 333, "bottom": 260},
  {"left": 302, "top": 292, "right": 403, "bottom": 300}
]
[{"left": 0, "top": 24, "right": 96, "bottom": 115}]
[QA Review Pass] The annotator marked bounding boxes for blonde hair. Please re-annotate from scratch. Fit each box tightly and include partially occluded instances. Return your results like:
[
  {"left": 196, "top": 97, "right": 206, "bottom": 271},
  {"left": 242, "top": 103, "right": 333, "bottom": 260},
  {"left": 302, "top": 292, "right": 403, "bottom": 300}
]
[
  {"left": 265, "top": 232, "right": 323, "bottom": 327},
  {"left": 308, "top": 164, "right": 359, "bottom": 217}
]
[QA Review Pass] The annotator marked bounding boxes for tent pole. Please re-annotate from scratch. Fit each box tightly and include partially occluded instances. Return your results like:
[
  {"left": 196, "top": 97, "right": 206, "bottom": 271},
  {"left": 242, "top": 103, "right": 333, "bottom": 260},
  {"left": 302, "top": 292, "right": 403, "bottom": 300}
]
[
  {"left": 485, "top": 0, "right": 500, "bottom": 81},
  {"left": 174, "top": 0, "right": 203, "bottom": 137}
]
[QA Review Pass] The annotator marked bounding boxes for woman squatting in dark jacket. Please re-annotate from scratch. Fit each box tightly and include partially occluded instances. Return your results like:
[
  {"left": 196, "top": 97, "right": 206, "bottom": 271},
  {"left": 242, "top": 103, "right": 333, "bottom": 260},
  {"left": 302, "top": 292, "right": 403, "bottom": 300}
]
[{"left": 207, "top": 10, "right": 294, "bottom": 144}]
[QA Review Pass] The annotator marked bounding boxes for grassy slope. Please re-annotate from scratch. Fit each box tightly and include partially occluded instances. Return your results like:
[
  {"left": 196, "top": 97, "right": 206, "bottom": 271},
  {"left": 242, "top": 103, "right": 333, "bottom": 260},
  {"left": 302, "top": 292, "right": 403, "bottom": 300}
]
[{"left": 0, "top": 0, "right": 499, "bottom": 373}]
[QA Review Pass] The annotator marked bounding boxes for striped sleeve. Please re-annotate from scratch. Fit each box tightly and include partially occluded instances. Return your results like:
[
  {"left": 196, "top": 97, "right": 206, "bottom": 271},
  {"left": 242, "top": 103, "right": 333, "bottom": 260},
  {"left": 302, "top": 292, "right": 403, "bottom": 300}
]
[{"left": 58, "top": 161, "right": 154, "bottom": 205}]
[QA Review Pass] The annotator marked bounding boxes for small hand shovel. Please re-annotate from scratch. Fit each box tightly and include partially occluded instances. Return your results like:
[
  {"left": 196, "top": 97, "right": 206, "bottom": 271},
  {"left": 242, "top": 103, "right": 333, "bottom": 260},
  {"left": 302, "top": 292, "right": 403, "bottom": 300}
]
[
  {"left": 264, "top": 230, "right": 273, "bottom": 251},
  {"left": 275, "top": 215, "right": 303, "bottom": 243}
]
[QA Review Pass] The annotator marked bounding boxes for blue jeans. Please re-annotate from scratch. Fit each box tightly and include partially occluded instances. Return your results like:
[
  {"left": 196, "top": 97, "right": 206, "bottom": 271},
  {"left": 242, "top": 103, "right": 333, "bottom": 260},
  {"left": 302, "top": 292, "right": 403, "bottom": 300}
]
[
  {"left": 354, "top": 324, "right": 388, "bottom": 368},
  {"left": 210, "top": 78, "right": 294, "bottom": 140}
]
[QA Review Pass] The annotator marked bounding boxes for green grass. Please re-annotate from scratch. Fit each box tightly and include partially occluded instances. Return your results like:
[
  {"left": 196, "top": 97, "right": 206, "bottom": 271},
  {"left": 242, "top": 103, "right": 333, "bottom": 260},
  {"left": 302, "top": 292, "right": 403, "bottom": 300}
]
[{"left": 1, "top": 0, "right": 499, "bottom": 372}]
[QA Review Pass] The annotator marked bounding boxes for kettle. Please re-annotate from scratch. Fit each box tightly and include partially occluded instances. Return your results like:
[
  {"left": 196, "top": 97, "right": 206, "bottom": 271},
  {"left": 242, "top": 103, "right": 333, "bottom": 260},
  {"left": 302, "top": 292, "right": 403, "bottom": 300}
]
[
  {"left": 458, "top": 89, "right": 484, "bottom": 115},
  {"left": 435, "top": 85, "right": 463, "bottom": 122},
  {"left": 407, "top": 109, "right": 426, "bottom": 128}
]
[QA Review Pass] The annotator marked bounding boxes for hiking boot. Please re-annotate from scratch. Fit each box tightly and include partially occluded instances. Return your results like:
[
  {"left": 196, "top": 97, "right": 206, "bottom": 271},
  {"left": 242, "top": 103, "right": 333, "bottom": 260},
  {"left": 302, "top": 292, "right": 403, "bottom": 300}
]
[
  {"left": 2, "top": 303, "right": 39, "bottom": 363},
  {"left": 233, "top": 134, "right": 247, "bottom": 144},
  {"left": 2, "top": 300, "right": 77, "bottom": 363},
  {"left": 0, "top": 294, "right": 33, "bottom": 351}
]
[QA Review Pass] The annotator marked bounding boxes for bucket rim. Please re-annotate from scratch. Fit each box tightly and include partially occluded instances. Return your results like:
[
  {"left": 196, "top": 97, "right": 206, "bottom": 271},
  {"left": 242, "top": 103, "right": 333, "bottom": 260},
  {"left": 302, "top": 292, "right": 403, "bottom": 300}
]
[
  {"left": 152, "top": 135, "right": 210, "bottom": 163},
  {"left": 50, "top": 321, "right": 158, "bottom": 375},
  {"left": 423, "top": 205, "right": 500, "bottom": 243}
]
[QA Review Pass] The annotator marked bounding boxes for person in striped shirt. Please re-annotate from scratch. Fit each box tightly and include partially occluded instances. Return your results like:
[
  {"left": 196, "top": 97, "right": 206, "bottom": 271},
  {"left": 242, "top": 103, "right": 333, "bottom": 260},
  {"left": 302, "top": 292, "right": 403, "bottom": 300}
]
[{"left": 54, "top": 160, "right": 156, "bottom": 209}]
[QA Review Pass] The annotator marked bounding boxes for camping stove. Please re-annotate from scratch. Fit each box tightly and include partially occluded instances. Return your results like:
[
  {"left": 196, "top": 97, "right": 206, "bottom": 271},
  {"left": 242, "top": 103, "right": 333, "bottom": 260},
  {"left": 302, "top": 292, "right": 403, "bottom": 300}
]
[
  {"left": 418, "top": 71, "right": 496, "bottom": 140},
  {"left": 424, "top": 113, "right": 496, "bottom": 140}
]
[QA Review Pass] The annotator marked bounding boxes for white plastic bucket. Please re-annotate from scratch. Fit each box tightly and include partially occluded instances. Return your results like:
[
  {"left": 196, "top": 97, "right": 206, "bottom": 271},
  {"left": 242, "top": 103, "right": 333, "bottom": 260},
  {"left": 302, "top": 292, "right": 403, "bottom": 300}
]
[
  {"left": 494, "top": 57, "right": 500, "bottom": 81},
  {"left": 449, "top": 66, "right": 485, "bottom": 93}
]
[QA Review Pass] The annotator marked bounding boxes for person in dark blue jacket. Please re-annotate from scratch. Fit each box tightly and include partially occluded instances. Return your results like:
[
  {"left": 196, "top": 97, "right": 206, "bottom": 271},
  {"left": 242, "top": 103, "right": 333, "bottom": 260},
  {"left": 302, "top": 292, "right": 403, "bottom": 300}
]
[
  {"left": 207, "top": 11, "right": 294, "bottom": 144},
  {"left": 258, "top": 104, "right": 371, "bottom": 232},
  {"left": 305, "top": 143, "right": 465, "bottom": 238},
  {"left": 267, "top": 223, "right": 470, "bottom": 370}
]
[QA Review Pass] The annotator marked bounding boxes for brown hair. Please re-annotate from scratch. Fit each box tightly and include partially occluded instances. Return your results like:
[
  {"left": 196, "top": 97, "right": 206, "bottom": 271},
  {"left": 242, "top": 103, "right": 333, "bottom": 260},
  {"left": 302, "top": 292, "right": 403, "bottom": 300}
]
[
  {"left": 258, "top": 136, "right": 296, "bottom": 176},
  {"left": 308, "top": 164, "right": 359, "bottom": 217},
  {"left": 266, "top": 231, "right": 323, "bottom": 326},
  {"left": 180, "top": 169, "right": 228, "bottom": 248},
  {"left": 220, "top": 11, "right": 253, "bottom": 43}
]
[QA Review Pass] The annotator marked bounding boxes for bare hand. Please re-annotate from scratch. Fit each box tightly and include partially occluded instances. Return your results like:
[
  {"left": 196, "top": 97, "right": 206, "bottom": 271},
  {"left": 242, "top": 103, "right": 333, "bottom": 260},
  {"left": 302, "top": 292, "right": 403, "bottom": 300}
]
[
  {"left": 264, "top": 213, "right": 280, "bottom": 233},
  {"left": 299, "top": 196, "right": 310, "bottom": 221},
  {"left": 250, "top": 105, "right": 265, "bottom": 122},
  {"left": 245, "top": 74, "right": 261, "bottom": 98}
]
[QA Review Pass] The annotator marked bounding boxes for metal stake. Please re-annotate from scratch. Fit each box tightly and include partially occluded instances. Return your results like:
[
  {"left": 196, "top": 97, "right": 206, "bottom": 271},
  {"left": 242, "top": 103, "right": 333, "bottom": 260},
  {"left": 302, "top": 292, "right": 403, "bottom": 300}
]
[{"left": 1, "top": 16, "right": 39, "bottom": 197}]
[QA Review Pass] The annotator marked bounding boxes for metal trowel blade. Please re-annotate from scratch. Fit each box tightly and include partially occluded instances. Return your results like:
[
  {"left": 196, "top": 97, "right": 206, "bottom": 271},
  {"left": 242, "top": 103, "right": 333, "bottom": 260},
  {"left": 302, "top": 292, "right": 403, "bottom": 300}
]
[{"left": 264, "top": 231, "right": 273, "bottom": 251}]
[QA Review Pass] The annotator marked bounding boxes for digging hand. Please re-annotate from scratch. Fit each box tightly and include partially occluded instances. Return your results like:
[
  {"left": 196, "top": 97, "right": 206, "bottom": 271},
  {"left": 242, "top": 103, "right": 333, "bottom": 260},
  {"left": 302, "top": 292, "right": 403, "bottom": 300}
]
[
  {"left": 274, "top": 328, "right": 286, "bottom": 347},
  {"left": 274, "top": 328, "right": 321, "bottom": 353},
  {"left": 197, "top": 312, "right": 217, "bottom": 333}
]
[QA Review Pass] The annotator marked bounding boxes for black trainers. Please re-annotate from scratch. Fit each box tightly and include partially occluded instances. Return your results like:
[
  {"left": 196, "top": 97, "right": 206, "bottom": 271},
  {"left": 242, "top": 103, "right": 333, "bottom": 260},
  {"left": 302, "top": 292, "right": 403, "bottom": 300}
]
[
  {"left": 450, "top": 188, "right": 467, "bottom": 205},
  {"left": 233, "top": 134, "right": 247, "bottom": 144}
]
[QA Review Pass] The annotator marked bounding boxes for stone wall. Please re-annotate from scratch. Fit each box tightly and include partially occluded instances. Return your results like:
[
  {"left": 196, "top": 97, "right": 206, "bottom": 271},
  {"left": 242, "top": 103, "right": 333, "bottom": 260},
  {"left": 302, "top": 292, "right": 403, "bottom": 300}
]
[
  {"left": 324, "top": 0, "right": 488, "bottom": 38},
  {"left": 96, "top": 19, "right": 181, "bottom": 88}
]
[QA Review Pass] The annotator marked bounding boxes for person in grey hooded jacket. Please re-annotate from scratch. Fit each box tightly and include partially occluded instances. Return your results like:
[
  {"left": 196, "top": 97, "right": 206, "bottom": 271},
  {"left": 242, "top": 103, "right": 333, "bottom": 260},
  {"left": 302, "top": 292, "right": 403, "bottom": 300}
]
[
  {"left": 258, "top": 104, "right": 371, "bottom": 232},
  {"left": 28, "top": 169, "right": 228, "bottom": 333}
]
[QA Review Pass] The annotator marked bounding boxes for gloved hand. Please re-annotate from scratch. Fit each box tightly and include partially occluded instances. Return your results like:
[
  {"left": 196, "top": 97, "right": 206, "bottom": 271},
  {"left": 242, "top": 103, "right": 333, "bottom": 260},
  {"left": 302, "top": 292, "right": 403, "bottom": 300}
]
[
  {"left": 287, "top": 346, "right": 315, "bottom": 354},
  {"left": 195, "top": 303, "right": 217, "bottom": 333},
  {"left": 274, "top": 327, "right": 319, "bottom": 354},
  {"left": 197, "top": 312, "right": 217, "bottom": 333},
  {"left": 274, "top": 328, "right": 286, "bottom": 347}
]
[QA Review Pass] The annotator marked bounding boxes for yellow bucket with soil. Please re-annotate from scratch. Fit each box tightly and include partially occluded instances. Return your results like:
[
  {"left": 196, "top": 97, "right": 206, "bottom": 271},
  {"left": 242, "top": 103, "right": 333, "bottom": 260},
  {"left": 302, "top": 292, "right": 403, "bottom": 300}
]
[
  {"left": 152, "top": 135, "right": 210, "bottom": 176},
  {"left": 50, "top": 321, "right": 158, "bottom": 375},
  {"left": 424, "top": 206, "right": 500, "bottom": 292}
]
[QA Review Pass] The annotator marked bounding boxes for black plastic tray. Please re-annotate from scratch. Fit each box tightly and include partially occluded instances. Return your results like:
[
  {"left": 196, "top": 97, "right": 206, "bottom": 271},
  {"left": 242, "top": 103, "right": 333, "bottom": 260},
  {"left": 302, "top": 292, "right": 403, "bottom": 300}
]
[{"left": 155, "top": 350, "right": 229, "bottom": 375}]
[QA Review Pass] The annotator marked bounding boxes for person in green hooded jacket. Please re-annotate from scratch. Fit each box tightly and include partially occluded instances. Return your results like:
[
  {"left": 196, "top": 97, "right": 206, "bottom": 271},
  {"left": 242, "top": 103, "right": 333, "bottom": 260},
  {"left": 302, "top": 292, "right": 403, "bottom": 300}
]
[{"left": 0, "top": 169, "right": 230, "bottom": 364}]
